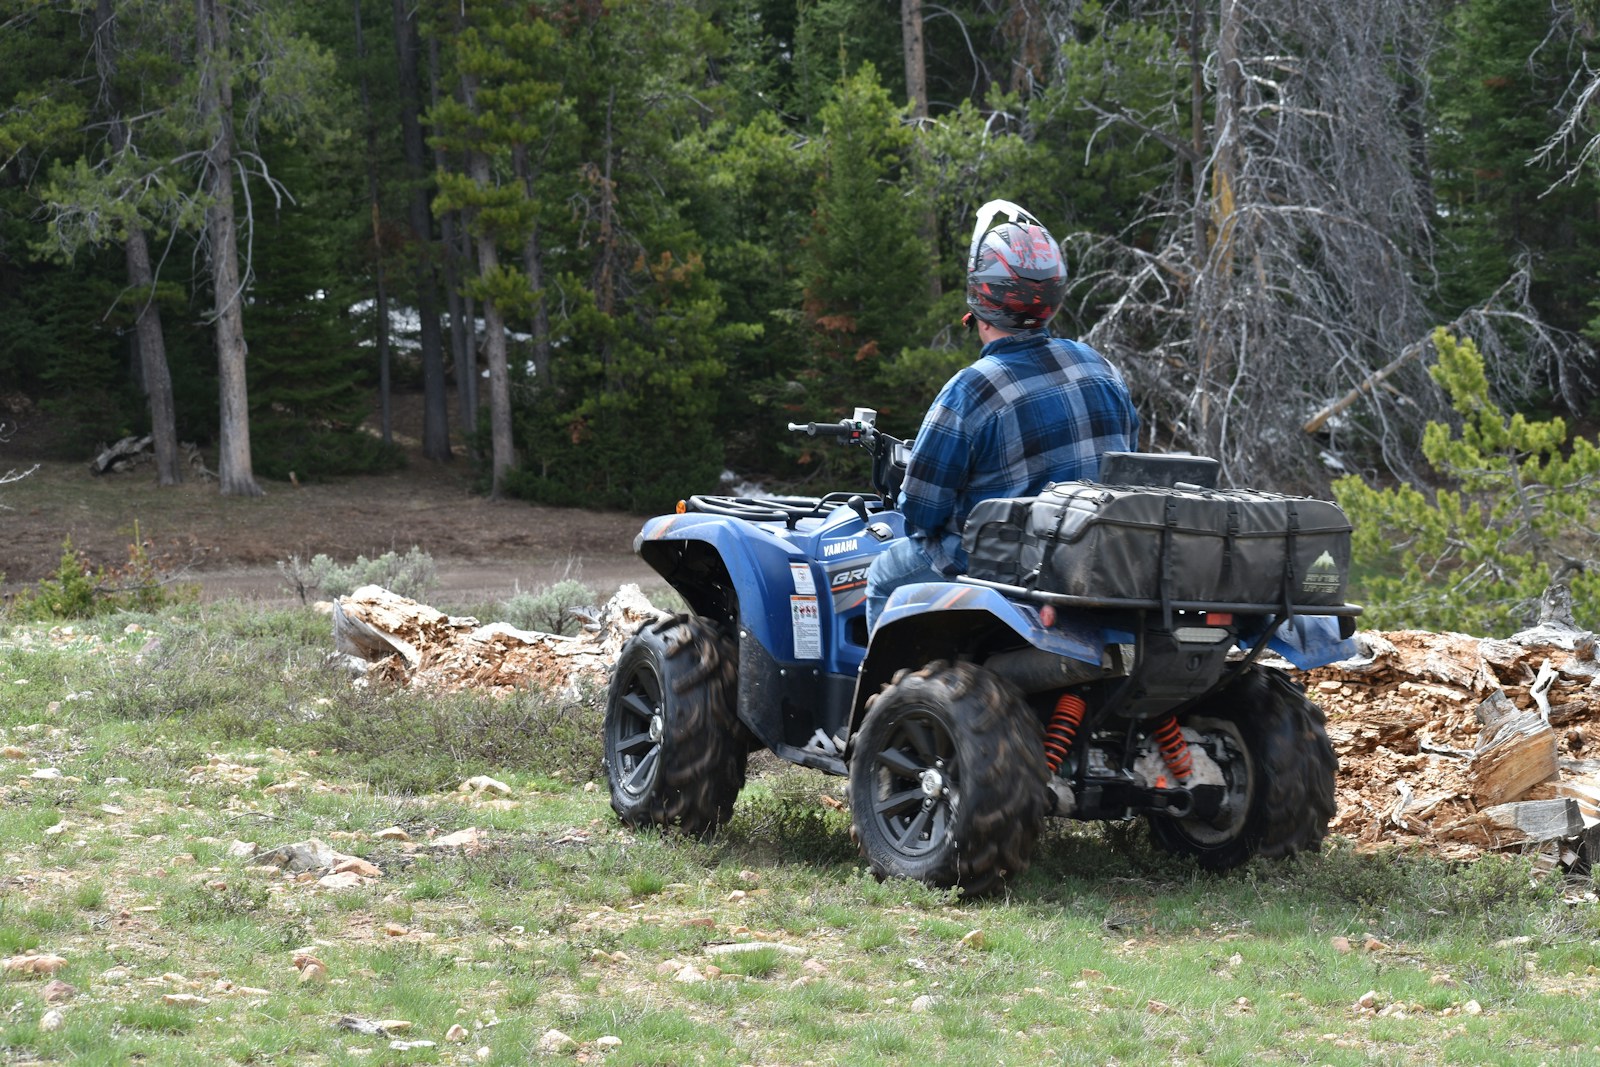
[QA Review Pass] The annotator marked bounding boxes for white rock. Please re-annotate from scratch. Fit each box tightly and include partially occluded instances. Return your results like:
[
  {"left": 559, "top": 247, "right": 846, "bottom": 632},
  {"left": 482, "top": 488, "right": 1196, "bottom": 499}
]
[
  {"left": 317, "top": 872, "right": 366, "bottom": 891},
  {"left": 40, "top": 1009, "right": 64, "bottom": 1032},
  {"left": 911, "top": 994, "right": 936, "bottom": 1013},
  {"left": 537, "top": 1029, "right": 577, "bottom": 1054}
]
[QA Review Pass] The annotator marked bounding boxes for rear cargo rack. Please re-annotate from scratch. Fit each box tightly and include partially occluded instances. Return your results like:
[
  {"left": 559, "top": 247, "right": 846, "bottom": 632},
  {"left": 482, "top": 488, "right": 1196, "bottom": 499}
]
[{"left": 955, "top": 575, "right": 1363, "bottom": 617}]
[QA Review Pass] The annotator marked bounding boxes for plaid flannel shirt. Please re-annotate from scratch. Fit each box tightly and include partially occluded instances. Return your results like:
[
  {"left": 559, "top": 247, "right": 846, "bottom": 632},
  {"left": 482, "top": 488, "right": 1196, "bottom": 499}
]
[{"left": 898, "top": 329, "right": 1140, "bottom": 574}]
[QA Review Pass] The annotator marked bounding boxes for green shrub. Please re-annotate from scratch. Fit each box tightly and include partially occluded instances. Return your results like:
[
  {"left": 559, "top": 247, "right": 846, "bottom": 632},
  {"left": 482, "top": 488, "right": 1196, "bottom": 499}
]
[
  {"left": 497, "top": 578, "right": 599, "bottom": 636},
  {"left": 6, "top": 529, "right": 192, "bottom": 621},
  {"left": 277, "top": 546, "right": 437, "bottom": 603}
]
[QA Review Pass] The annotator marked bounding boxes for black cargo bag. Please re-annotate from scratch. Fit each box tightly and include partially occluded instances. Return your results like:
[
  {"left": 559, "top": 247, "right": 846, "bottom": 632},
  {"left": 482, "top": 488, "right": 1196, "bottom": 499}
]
[{"left": 962, "top": 482, "right": 1352, "bottom": 609}]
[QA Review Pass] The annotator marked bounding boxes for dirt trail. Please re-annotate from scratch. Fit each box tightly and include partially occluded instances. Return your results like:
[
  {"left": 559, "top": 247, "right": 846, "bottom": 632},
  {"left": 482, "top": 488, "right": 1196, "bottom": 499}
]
[{"left": 0, "top": 456, "right": 658, "bottom": 608}]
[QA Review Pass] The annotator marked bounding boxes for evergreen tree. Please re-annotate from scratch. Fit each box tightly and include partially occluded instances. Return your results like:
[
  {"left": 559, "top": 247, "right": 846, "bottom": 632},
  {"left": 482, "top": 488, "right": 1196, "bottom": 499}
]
[
  {"left": 1432, "top": 0, "right": 1600, "bottom": 340},
  {"left": 1336, "top": 329, "right": 1600, "bottom": 635},
  {"left": 796, "top": 64, "right": 931, "bottom": 426}
]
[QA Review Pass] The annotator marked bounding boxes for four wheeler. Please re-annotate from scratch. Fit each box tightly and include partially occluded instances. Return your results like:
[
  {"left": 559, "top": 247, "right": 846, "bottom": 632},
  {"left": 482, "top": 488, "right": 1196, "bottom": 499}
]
[{"left": 603, "top": 409, "right": 1358, "bottom": 893}]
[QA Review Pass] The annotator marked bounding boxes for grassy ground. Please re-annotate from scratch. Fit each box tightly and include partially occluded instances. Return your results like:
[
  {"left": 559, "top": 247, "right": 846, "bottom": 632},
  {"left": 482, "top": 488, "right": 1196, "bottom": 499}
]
[{"left": 3, "top": 604, "right": 1600, "bottom": 1066}]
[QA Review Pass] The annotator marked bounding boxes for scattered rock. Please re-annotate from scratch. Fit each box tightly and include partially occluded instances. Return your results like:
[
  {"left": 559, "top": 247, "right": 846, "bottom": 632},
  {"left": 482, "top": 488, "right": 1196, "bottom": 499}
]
[
  {"left": 39, "top": 1009, "right": 64, "bottom": 1032},
  {"left": 674, "top": 964, "right": 707, "bottom": 984},
  {"left": 1330, "top": 936, "right": 1352, "bottom": 953},
  {"left": 226, "top": 840, "right": 257, "bottom": 859},
  {"left": 389, "top": 1040, "right": 435, "bottom": 1051},
  {"left": 910, "top": 994, "right": 936, "bottom": 1013},
  {"left": 252, "top": 839, "right": 337, "bottom": 873},
  {"left": 537, "top": 1029, "right": 577, "bottom": 1054},
  {"left": 375, "top": 826, "right": 412, "bottom": 842},
  {"left": 41, "top": 980, "right": 76, "bottom": 1003},
  {"left": 431, "top": 827, "right": 484, "bottom": 852},
  {"left": 162, "top": 993, "right": 211, "bottom": 1008},
  {"left": 293, "top": 954, "right": 328, "bottom": 984},
  {"left": 331, "top": 857, "right": 382, "bottom": 878},
  {"left": 2, "top": 953, "right": 68, "bottom": 976},
  {"left": 317, "top": 872, "right": 366, "bottom": 891}
]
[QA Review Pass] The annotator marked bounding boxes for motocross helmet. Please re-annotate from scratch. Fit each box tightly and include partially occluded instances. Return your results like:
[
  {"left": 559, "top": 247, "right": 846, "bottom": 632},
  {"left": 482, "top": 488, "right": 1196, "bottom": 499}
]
[{"left": 964, "top": 199, "right": 1066, "bottom": 331}]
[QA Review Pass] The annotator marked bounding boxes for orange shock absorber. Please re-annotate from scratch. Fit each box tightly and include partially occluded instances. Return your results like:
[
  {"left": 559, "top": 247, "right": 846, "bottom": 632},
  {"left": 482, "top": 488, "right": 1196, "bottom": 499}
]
[
  {"left": 1151, "top": 715, "right": 1193, "bottom": 783},
  {"left": 1042, "top": 694, "right": 1087, "bottom": 774}
]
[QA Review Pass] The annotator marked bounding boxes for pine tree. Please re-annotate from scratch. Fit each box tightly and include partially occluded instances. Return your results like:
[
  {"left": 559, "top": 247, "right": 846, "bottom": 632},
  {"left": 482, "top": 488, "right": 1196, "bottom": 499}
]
[{"left": 1335, "top": 329, "right": 1600, "bottom": 635}]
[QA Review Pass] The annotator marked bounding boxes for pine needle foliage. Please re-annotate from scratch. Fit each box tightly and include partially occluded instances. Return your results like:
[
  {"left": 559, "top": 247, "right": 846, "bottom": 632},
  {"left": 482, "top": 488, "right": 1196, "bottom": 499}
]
[{"left": 1334, "top": 329, "right": 1600, "bottom": 635}]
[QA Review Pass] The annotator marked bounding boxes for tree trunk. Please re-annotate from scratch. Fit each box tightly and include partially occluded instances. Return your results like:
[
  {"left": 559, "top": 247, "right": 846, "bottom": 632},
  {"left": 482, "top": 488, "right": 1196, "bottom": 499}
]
[
  {"left": 513, "top": 144, "right": 552, "bottom": 385},
  {"left": 393, "top": 0, "right": 450, "bottom": 461},
  {"left": 1188, "top": 0, "right": 1208, "bottom": 258},
  {"left": 93, "top": 0, "right": 181, "bottom": 486},
  {"left": 197, "top": 0, "right": 261, "bottom": 497},
  {"left": 901, "top": 0, "right": 940, "bottom": 300},
  {"left": 901, "top": 0, "right": 928, "bottom": 119},
  {"left": 429, "top": 33, "right": 477, "bottom": 437},
  {"left": 355, "top": 0, "right": 393, "bottom": 446},
  {"left": 471, "top": 146, "right": 514, "bottom": 498},
  {"left": 459, "top": 41, "right": 514, "bottom": 497},
  {"left": 123, "top": 228, "right": 182, "bottom": 486}
]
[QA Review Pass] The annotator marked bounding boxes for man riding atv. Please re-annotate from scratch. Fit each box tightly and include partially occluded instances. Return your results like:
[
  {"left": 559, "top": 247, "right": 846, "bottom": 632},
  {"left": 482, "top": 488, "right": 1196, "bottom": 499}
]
[{"left": 865, "top": 200, "right": 1141, "bottom": 630}]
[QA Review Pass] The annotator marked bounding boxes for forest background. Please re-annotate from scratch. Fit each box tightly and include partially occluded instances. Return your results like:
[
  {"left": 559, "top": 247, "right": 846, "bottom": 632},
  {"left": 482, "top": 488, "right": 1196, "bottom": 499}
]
[{"left": 2, "top": 0, "right": 1600, "bottom": 629}]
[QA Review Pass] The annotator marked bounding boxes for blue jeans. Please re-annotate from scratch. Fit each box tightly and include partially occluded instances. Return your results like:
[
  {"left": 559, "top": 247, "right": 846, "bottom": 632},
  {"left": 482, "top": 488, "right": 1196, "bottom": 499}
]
[{"left": 866, "top": 535, "right": 951, "bottom": 632}]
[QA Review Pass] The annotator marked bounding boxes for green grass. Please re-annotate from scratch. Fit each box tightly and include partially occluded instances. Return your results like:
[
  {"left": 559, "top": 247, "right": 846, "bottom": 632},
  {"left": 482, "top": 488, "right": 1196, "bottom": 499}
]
[{"left": 2, "top": 607, "right": 1600, "bottom": 1066}]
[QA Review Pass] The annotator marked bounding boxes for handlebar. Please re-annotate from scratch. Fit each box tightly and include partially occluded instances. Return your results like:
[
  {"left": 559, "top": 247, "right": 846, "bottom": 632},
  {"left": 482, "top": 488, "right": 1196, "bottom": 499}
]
[
  {"left": 788, "top": 408, "right": 908, "bottom": 504},
  {"left": 786, "top": 421, "right": 856, "bottom": 438}
]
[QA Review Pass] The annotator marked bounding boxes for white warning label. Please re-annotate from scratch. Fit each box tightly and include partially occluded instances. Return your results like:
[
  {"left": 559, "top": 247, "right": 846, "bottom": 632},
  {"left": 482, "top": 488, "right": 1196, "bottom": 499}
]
[
  {"left": 791, "top": 595, "right": 821, "bottom": 659},
  {"left": 790, "top": 562, "right": 816, "bottom": 595}
]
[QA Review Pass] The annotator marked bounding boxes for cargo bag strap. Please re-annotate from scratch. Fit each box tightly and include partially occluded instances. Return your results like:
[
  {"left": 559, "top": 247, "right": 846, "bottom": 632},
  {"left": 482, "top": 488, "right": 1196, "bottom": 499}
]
[
  {"left": 1160, "top": 495, "right": 1178, "bottom": 630},
  {"left": 1222, "top": 500, "right": 1239, "bottom": 586},
  {"left": 1280, "top": 503, "right": 1299, "bottom": 623},
  {"left": 1029, "top": 489, "right": 1088, "bottom": 589}
]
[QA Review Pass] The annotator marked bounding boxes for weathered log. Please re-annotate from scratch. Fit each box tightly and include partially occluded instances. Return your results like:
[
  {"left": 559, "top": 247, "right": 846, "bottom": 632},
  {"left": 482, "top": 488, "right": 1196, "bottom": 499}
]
[
  {"left": 1479, "top": 798, "right": 1584, "bottom": 843},
  {"left": 1467, "top": 707, "right": 1559, "bottom": 806},
  {"left": 90, "top": 434, "right": 153, "bottom": 475}
]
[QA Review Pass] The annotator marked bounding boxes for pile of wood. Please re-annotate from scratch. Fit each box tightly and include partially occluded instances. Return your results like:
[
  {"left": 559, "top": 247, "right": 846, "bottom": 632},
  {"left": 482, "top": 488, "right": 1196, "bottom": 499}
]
[
  {"left": 333, "top": 583, "right": 1600, "bottom": 868},
  {"left": 1305, "top": 625, "right": 1600, "bottom": 870},
  {"left": 331, "top": 583, "right": 669, "bottom": 698}
]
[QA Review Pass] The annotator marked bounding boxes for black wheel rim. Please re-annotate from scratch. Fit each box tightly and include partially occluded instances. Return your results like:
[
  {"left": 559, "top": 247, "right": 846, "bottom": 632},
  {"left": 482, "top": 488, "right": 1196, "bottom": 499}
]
[
  {"left": 867, "top": 709, "right": 959, "bottom": 859},
  {"left": 610, "top": 658, "right": 665, "bottom": 801},
  {"left": 1168, "top": 718, "right": 1252, "bottom": 847}
]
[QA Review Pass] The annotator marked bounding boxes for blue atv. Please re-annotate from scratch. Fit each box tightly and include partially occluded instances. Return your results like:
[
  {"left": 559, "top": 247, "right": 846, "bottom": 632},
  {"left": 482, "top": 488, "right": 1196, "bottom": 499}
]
[{"left": 603, "top": 409, "right": 1358, "bottom": 894}]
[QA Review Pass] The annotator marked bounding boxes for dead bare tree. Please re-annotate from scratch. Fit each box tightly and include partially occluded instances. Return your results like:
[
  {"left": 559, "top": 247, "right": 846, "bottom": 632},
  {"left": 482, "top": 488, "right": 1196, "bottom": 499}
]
[{"left": 1068, "top": 0, "right": 1592, "bottom": 491}]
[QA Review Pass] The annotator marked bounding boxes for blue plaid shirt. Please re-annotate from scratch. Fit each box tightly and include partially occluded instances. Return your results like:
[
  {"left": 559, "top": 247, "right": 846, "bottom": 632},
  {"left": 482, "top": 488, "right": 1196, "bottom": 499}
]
[{"left": 898, "top": 329, "right": 1139, "bottom": 573}]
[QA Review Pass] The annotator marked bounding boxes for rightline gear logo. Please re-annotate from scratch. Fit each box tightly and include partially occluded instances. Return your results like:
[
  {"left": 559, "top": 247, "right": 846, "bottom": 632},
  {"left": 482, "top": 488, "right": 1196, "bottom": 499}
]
[{"left": 1302, "top": 550, "right": 1342, "bottom": 594}]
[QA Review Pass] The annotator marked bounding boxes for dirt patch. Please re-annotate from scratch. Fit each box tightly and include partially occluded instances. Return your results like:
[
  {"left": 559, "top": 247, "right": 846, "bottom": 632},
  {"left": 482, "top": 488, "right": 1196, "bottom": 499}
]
[{"left": 0, "top": 454, "right": 656, "bottom": 607}]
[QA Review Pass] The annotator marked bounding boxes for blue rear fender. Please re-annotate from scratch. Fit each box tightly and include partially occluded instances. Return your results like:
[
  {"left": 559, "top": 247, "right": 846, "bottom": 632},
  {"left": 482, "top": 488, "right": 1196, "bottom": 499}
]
[
  {"left": 877, "top": 582, "right": 1113, "bottom": 666},
  {"left": 852, "top": 581, "right": 1125, "bottom": 735}
]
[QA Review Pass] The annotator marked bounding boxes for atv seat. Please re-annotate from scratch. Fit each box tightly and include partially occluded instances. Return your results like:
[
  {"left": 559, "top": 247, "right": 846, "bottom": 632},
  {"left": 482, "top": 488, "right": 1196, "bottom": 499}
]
[{"left": 1097, "top": 452, "right": 1219, "bottom": 490}]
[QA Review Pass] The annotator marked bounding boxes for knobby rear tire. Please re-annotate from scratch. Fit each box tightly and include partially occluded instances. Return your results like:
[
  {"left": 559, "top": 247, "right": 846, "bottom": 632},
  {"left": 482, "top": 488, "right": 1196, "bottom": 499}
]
[
  {"left": 849, "top": 661, "right": 1047, "bottom": 896},
  {"left": 1147, "top": 664, "right": 1337, "bottom": 870}
]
